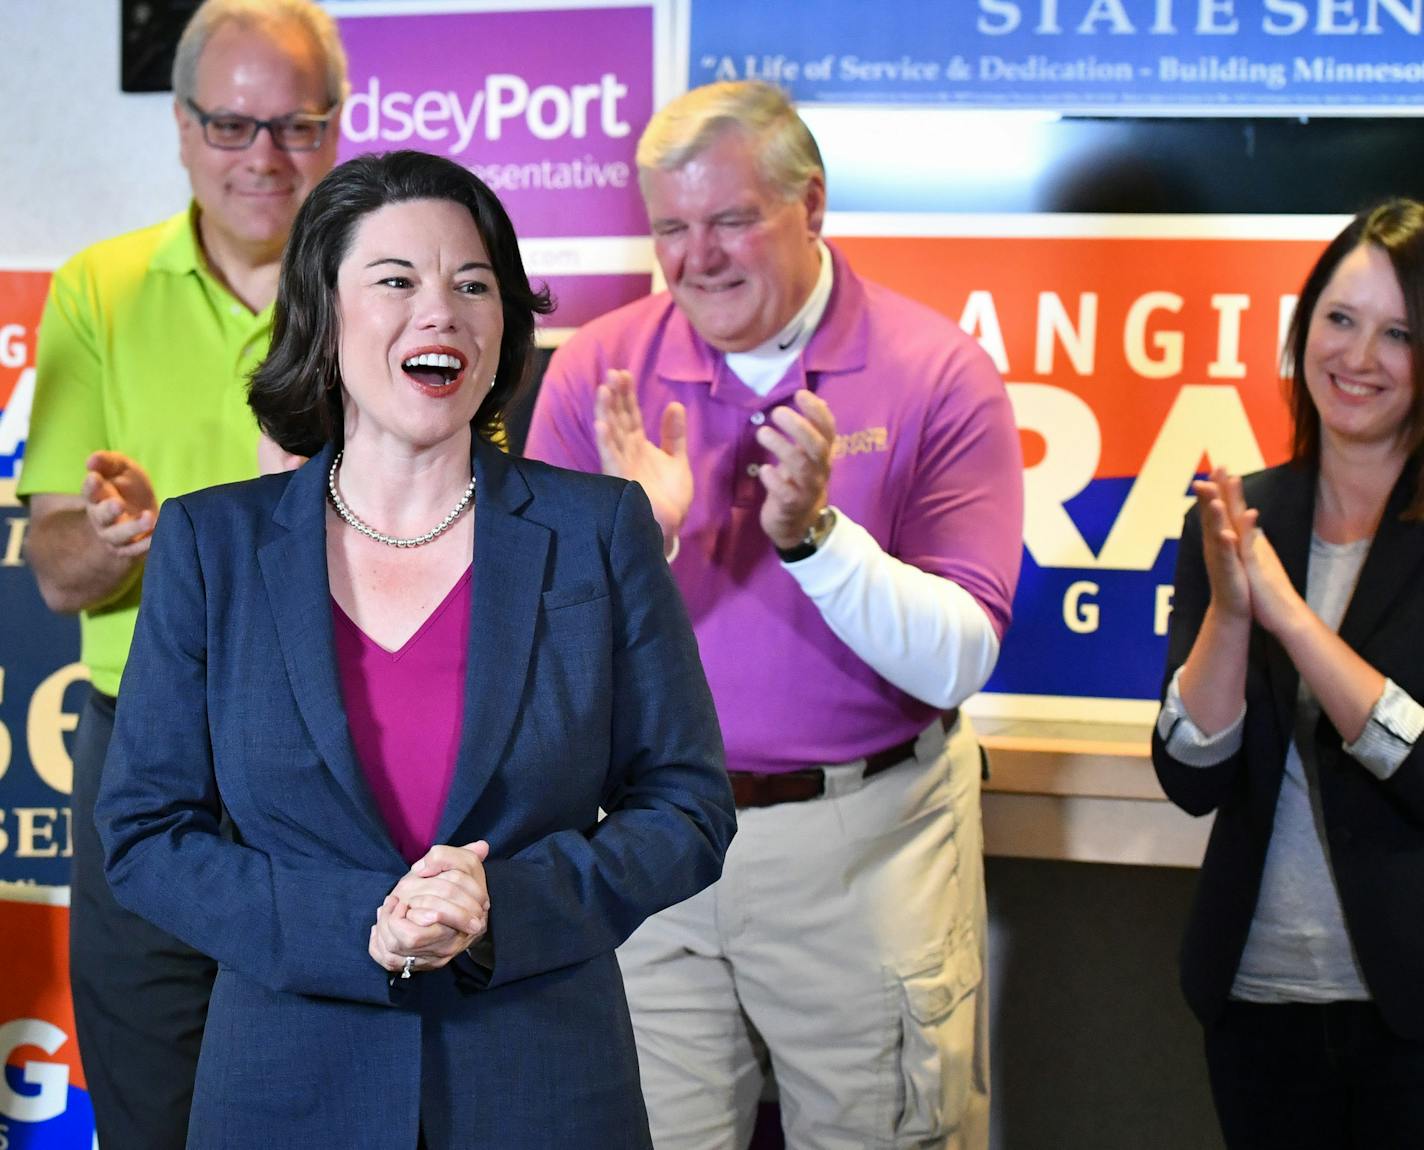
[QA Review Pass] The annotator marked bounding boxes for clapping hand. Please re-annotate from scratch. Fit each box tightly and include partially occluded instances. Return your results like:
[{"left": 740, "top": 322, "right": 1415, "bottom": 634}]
[
  {"left": 1191, "top": 468, "right": 1251, "bottom": 621},
  {"left": 593, "top": 369, "right": 692, "bottom": 551},
  {"left": 756, "top": 390, "right": 836, "bottom": 550},
  {"left": 1192, "top": 466, "right": 1306, "bottom": 637},
  {"left": 1235, "top": 503, "right": 1307, "bottom": 638}
]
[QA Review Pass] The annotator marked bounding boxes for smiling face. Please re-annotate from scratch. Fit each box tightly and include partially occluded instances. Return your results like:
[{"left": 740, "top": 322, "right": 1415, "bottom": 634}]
[
  {"left": 1304, "top": 242, "right": 1417, "bottom": 459},
  {"left": 177, "top": 19, "right": 337, "bottom": 271},
  {"left": 642, "top": 128, "right": 825, "bottom": 353},
  {"left": 334, "top": 197, "right": 503, "bottom": 454}
]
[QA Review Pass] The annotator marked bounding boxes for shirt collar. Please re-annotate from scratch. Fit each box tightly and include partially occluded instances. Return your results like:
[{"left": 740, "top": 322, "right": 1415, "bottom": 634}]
[
  {"left": 655, "top": 240, "right": 869, "bottom": 391},
  {"left": 729, "top": 240, "right": 833, "bottom": 362},
  {"left": 150, "top": 202, "right": 273, "bottom": 324},
  {"left": 722, "top": 241, "right": 833, "bottom": 396},
  {"left": 148, "top": 204, "right": 207, "bottom": 277}
]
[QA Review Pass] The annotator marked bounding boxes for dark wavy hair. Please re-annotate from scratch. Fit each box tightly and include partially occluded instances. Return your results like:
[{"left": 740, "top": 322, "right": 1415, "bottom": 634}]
[
  {"left": 250, "top": 150, "right": 554, "bottom": 454},
  {"left": 1284, "top": 198, "right": 1424, "bottom": 518}
]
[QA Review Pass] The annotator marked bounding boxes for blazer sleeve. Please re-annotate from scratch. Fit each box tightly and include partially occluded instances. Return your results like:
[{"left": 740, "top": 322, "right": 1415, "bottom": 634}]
[
  {"left": 1372, "top": 736, "right": 1424, "bottom": 824},
  {"left": 477, "top": 480, "right": 735, "bottom": 989},
  {"left": 1151, "top": 503, "right": 1249, "bottom": 817},
  {"left": 97, "top": 500, "right": 405, "bottom": 1007}
]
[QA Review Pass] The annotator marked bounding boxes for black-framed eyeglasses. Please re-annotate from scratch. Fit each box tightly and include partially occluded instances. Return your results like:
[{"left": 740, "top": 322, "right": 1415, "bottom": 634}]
[{"left": 185, "top": 99, "right": 337, "bottom": 152}]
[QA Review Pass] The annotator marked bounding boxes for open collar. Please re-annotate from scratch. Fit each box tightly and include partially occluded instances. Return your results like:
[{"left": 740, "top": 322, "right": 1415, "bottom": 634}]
[{"left": 652, "top": 241, "right": 870, "bottom": 402}]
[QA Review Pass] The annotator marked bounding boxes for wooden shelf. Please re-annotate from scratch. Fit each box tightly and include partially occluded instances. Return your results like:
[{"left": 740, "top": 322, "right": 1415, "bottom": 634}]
[{"left": 969, "top": 716, "right": 1212, "bottom": 869}]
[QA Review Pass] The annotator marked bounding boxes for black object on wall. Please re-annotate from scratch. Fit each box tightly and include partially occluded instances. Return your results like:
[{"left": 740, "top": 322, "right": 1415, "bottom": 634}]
[
  {"left": 122, "top": 0, "right": 202, "bottom": 93},
  {"left": 827, "top": 116, "right": 1424, "bottom": 218},
  {"left": 1038, "top": 117, "right": 1424, "bottom": 216}
]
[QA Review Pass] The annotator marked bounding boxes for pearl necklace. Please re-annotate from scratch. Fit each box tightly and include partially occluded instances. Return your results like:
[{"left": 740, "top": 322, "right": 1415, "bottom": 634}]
[{"left": 327, "top": 451, "right": 476, "bottom": 549}]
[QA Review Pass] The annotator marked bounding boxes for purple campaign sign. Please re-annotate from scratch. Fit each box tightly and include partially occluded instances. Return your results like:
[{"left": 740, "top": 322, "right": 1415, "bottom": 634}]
[
  {"left": 336, "top": 6, "right": 653, "bottom": 242},
  {"left": 551, "top": 272, "right": 649, "bottom": 325}
]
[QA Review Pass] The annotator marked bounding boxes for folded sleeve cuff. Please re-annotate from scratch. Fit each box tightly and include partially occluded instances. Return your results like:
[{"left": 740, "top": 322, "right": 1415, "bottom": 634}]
[
  {"left": 1344, "top": 678, "right": 1424, "bottom": 781},
  {"left": 1156, "top": 668, "right": 1245, "bottom": 767}
]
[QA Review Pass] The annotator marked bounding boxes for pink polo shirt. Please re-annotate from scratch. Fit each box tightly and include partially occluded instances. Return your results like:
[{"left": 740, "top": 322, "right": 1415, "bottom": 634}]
[
  {"left": 333, "top": 568, "right": 472, "bottom": 863},
  {"left": 526, "top": 244, "right": 1021, "bottom": 775}
]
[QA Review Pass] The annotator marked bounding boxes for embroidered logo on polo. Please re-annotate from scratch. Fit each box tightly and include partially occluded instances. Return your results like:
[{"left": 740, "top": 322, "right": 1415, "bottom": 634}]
[{"left": 833, "top": 427, "right": 890, "bottom": 459}]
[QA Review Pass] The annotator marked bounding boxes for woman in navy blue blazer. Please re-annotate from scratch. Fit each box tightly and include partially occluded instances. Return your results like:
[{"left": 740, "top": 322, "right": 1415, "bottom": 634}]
[
  {"left": 96, "top": 150, "right": 735, "bottom": 1149},
  {"left": 1154, "top": 200, "right": 1424, "bottom": 1149}
]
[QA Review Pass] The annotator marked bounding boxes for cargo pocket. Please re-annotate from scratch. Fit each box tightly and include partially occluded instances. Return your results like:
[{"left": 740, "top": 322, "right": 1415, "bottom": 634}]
[{"left": 892, "top": 929, "right": 984, "bottom": 1141}]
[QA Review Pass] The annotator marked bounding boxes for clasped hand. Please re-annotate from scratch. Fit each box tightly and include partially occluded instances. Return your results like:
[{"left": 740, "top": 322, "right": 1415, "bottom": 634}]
[
  {"left": 369, "top": 841, "right": 490, "bottom": 977},
  {"left": 593, "top": 369, "right": 838, "bottom": 552},
  {"left": 1193, "top": 467, "right": 1305, "bottom": 636}
]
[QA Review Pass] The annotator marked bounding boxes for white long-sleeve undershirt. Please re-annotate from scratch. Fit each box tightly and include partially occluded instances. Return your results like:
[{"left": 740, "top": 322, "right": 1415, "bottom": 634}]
[{"left": 780, "top": 508, "right": 1000, "bottom": 711}]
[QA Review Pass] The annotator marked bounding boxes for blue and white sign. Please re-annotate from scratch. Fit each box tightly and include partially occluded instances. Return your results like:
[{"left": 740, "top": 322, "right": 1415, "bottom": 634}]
[{"left": 690, "top": 0, "right": 1424, "bottom": 113}]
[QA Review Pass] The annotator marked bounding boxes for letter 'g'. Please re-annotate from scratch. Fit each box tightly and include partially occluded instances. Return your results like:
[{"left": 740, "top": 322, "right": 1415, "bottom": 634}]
[
  {"left": 0, "top": 1019, "right": 70, "bottom": 1123},
  {"left": 0, "top": 325, "right": 26, "bottom": 370},
  {"left": 1063, "top": 580, "right": 1100, "bottom": 634}
]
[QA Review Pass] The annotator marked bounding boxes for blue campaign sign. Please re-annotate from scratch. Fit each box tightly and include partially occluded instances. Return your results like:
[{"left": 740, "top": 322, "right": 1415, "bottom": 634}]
[
  {"left": 0, "top": 268, "right": 93, "bottom": 1150},
  {"left": 0, "top": 270, "right": 84, "bottom": 895},
  {"left": 690, "top": 0, "right": 1424, "bottom": 112}
]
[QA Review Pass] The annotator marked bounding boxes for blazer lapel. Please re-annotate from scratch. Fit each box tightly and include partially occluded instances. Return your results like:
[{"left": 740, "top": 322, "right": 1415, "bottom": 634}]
[
  {"left": 257, "top": 443, "right": 396, "bottom": 853},
  {"left": 1338, "top": 461, "right": 1424, "bottom": 652},
  {"left": 434, "top": 440, "right": 549, "bottom": 845},
  {"left": 1256, "top": 463, "right": 1315, "bottom": 753}
]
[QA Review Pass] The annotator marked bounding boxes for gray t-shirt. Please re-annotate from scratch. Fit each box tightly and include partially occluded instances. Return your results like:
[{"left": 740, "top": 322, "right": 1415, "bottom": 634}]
[{"left": 1231, "top": 534, "right": 1372, "bottom": 1003}]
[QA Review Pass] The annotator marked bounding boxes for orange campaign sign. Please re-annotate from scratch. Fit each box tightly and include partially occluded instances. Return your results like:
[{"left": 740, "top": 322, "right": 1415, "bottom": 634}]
[
  {"left": 0, "top": 271, "right": 49, "bottom": 488},
  {"left": 0, "top": 900, "right": 93, "bottom": 1142},
  {"left": 833, "top": 225, "right": 1331, "bottom": 720}
]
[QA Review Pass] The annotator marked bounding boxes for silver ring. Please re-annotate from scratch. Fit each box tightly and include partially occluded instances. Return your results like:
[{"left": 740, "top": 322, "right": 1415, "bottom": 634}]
[{"left": 400, "top": 955, "right": 416, "bottom": 980}]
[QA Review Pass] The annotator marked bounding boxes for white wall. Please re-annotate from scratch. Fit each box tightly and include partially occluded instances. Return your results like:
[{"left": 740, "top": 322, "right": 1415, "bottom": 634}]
[{"left": 6, "top": 1, "right": 191, "bottom": 267}]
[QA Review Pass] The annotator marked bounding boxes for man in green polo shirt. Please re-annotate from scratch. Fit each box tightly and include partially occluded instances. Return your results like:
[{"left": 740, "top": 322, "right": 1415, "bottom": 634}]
[{"left": 17, "top": 2, "right": 345, "bottom": 1145}]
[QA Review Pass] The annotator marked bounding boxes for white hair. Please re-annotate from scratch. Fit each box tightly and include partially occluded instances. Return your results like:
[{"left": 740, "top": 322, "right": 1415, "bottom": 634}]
[
  {"left": 636, "top": 81, "right": 823, "bottom": 201},
  {"left": 172, "top": 0, "right": 349, "bottom": 107}
]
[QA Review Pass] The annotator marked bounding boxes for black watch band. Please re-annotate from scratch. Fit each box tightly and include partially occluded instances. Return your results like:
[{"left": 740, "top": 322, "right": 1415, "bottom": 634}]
[
  {"left": 775, "top": 539, "right": 818, "bottom": 563},
  {"left": 775, "top": 507, "right": 835, "bottom": 564}
]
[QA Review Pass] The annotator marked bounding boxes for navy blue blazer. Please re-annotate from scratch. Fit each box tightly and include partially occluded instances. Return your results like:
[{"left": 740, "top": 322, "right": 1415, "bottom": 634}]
[
  {"left": 1153, "top": 460, "right": 1424, "bottom": 1039},
  {"left": 96, "top": 438, "right": 735, "bottom": 1149}
]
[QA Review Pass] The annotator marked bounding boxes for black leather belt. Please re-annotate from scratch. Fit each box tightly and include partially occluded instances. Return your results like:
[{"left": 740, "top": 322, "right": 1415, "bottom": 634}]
[{"left": 729, "top": 709, "right": 958, "bottom": 809}]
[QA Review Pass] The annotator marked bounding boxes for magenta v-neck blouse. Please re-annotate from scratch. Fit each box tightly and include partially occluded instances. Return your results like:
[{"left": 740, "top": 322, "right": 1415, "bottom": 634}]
[{"left": 332, "top": 567, "right": 472, "bottom": 864}]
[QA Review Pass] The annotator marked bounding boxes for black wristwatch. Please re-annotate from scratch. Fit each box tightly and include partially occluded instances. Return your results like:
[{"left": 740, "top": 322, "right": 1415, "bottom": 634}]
[{"left": 775, "top": 507, "right": 837, "bottom": 563}]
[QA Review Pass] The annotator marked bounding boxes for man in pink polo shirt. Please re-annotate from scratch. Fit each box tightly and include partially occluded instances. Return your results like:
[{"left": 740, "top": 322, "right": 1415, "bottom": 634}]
[{"left": 525, "top": 80, "right": 1022, "bottom": 1150}]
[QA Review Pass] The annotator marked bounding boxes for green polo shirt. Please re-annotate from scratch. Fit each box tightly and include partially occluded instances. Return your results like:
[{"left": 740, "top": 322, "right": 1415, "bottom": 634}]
[{"left": 18, "top": 207, "right": 270, "bottom": 695}]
